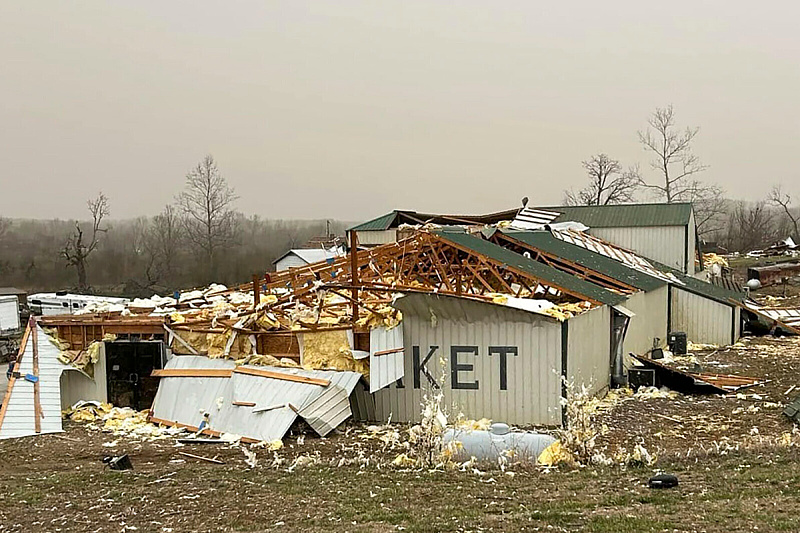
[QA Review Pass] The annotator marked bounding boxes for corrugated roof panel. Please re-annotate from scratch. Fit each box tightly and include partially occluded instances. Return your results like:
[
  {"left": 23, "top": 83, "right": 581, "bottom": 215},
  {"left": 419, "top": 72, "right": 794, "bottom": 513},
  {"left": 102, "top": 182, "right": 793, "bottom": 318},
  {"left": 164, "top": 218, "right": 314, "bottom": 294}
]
[
  {"left": 550, "top": 229, "right": 682, "bottom": 286},
  {"left": 150, "top": 356, "right": 362, "bottom": 441},
  {"left": 532, "top": 203, "right": 693, "bottom": 228},
  {"left": 297, "top": 385, "right": 352, "bottom": 436},
  {"left": 434, "top": 231, "right": 626, "bottom": 306},
  {"left": 501, "top": 230, "right": 666, "bottom": 292}
]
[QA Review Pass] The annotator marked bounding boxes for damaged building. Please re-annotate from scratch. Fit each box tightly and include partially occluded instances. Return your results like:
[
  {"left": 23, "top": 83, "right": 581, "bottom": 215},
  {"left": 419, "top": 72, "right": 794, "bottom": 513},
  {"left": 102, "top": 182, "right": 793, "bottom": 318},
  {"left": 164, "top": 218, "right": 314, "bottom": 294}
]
[{"left": 0, "top": 203, "right": 784, "bottom": 441}]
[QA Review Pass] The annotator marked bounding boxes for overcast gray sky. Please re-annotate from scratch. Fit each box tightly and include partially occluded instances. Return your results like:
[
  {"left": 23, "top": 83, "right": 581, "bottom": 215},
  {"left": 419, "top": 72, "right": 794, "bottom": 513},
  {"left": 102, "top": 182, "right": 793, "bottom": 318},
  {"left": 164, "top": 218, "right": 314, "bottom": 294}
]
[{"left": 2, "top": 1, "right": 798, "bottom": 221}]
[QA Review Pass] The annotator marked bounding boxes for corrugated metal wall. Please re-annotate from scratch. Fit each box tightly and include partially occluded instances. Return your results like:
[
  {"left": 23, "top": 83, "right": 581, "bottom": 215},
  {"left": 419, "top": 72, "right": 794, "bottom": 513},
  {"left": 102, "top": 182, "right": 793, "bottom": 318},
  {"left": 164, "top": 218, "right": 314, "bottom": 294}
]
[
  {"left": 670, "top": 287, "right": 736, "bottom": 345},
  {"left": 591, "top": 226, "right": 686, "bottom": 273},
  {"left": 373, "top": 294, "right": 564, "bottom": 426},
  {"left": 59, "top": 343, "right": 108, "bottom": 409},
  {"left": 567, "top": 305, "right": 611, "bottom": 397},
  {"left": 0, "top": 296, "right": 19, "bottom": 331},
  {"left": 622, "top": 286, "right": 668, "bottom": 357},
  {"left": 356, "top": 229, "right": 397, "bottom": 246}
]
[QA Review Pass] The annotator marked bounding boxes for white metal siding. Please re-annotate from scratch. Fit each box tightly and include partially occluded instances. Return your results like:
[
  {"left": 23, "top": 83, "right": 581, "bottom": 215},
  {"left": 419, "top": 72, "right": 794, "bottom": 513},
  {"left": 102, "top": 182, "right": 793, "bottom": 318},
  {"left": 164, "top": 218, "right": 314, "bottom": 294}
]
[
  {"left": 687, "top": 211, "right": 697, "bottom": 275},
  {"left": 670, "top": 287, "right": 735, "bottom": 346},
  {"left": 356, "top": 229, "right": 397, "bottom": 246},
  {"left": 373, "top": 295, "right": 563, "bottom": 426},
  {"left": 622, "top": 286, "right": 669, "bottom": 357},
  {"left": 0, "top": 296, "right": 19, "bottom": 331},
  {"left": 591, "top": 226, "right": 687, "bottom": 273},
  {"left": 59, "top": 343, "right": 108, "bottom": 409},
  {"left": 369, "top": 326, "right": 404, "bottom": 393},
  {"left": 0, "top": 326, "right": 68, "bottom": 439},
  {"left": 275, "top": 254, "right": 309, "bottom": 271},
  {"left": 567, "top": 306, "right": 611, "bottom": 397}
]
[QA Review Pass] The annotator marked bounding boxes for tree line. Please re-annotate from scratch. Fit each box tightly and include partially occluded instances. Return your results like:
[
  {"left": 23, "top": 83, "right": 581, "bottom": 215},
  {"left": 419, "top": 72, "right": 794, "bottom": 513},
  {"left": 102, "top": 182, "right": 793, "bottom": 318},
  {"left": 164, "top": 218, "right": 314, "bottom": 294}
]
[
  {"left": 564, "top": 105, "right": 800, "bottom": 251},
  {"left": 0, "top": 155, "right": 348, "bottom": 296}
]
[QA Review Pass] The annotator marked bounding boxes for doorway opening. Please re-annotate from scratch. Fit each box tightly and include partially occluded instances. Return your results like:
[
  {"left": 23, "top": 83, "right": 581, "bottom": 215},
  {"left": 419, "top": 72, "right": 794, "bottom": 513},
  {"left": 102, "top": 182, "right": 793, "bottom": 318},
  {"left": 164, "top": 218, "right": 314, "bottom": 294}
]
[{"left": 105, "top": 341, "right": 165, "bottom": 410}]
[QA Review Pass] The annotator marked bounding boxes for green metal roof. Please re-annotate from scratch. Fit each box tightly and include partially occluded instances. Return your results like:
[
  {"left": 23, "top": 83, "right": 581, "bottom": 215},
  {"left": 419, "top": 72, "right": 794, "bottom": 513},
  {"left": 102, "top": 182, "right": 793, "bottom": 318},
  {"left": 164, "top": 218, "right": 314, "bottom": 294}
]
[
  {"left": 652, "top": 260, "right": 744, "bottom": 305},
  {"left": 347, "top": 211, "right": 399, "bottom": 231},
  {"left": 434, "top": 231, "right": 626, "bottom": 306},
  {"left": 502, "top": 230, "right": 666, "bottom": 292},
  {"left": 535, "top": 203, "right": 694, "bottom": 228}
]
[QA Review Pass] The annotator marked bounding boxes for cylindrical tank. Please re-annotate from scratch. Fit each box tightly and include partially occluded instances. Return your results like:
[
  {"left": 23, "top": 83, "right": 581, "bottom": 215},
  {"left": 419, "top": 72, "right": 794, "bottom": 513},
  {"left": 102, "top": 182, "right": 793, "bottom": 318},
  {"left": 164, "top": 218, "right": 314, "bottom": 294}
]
[{"left": 442, "top": 422, "right": 556, "bottom": 462}]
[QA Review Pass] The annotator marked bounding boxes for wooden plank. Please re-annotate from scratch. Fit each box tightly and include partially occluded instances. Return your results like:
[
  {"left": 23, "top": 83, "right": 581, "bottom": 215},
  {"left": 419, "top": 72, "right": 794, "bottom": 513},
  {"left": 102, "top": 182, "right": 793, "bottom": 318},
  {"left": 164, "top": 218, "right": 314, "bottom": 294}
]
[
  {"left": 148, "top": 416, "right": 259, "bottom": 444},
  {"left": 178, "top": 451, "right": 225, "bottom": 464},
  {"left": 32, "top": 319, "right": 41, "bottom": 433},
  {"left": 232, "top": 401, "right": 256, "bottom": 407},
  {"left": 234, "top": 366, "right": 330, "bottom": 386},
  {"left": 373, "top": 347, "right": 404, "bottom": 357},
  {"left": 151, "top": 369, "right": 233, "bottom": 378},
  {"left": 0, "top": 321, "right": 32, "bottom": 433}
]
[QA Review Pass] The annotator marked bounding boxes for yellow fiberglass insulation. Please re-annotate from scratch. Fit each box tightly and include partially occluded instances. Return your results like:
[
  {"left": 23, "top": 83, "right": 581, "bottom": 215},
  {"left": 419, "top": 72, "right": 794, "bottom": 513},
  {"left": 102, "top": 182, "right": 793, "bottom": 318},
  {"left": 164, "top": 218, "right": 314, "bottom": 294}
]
[
  {"left": 170, "top": 330, "right": 210, "bottom": 355},
  {"left": 301, "top": 330, "right": 369, "bottom": 377},
  {"left": 207, "top": 330, "right": 253, "bottom": 358}
]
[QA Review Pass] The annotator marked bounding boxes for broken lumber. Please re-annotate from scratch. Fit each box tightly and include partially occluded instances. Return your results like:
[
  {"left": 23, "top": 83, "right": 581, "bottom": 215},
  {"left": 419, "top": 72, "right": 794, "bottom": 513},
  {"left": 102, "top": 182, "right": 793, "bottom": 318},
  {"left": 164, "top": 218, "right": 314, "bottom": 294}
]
[{"left": 178, "top": 452, "right": 224, "bottom": 464}]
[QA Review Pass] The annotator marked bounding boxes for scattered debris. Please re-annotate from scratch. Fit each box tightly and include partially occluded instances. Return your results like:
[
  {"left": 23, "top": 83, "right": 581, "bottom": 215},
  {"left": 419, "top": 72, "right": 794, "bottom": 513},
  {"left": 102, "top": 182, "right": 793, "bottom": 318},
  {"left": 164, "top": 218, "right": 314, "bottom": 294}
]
[
  {"left": 648, "top": 473, "right": 679, "bottom": 489},
  {"left": 631, "top": 354, "right": 767, "bottom": 394},
  {"left": 103, "top": 454, "right": 133, "bottom": 471}
]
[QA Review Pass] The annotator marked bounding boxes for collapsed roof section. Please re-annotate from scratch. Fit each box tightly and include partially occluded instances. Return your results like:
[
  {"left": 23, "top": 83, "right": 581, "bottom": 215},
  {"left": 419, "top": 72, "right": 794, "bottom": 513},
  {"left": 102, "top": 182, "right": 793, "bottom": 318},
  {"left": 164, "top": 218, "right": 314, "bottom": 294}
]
[{"left": 347, "top": 208, "right": 522, "bottom": 232}]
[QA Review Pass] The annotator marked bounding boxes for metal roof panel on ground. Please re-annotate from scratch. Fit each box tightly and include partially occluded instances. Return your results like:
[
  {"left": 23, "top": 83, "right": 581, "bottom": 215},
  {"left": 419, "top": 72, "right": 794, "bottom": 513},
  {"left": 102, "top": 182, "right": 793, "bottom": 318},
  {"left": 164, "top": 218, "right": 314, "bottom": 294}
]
[
  {"left": 500, "top": 230, "right": 666, "bottom": 292},
  {"left": 150, "top": 356, "right": 362, "bottom": 442},
  {"left": 531, "top": 203, "right": 694, "bottom": 228},
  {"left": 433, "top": 230, "right": 626, "bottom": 306}
]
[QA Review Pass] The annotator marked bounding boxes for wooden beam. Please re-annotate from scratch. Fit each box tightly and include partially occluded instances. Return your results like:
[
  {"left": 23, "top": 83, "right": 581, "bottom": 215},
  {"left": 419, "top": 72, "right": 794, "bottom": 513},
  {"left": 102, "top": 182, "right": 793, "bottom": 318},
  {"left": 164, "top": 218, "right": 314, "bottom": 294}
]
[
  {"left": 151, "top": 369, "right": 233, "bottom": 378},
  {"left": 234, "top": 366, "right": 330, "bottom": 386},
  {"left": 0, "top": 321, "right": 32, "bottom": 434},
  {"left": 350, "top": 230, "right": 360, "bottom": 325},
  {"left": 178, "top": 451, "right": 225, "bottom": 464},
  {"left": 232, "top": 401, "right": 257, "bottom": 407}
]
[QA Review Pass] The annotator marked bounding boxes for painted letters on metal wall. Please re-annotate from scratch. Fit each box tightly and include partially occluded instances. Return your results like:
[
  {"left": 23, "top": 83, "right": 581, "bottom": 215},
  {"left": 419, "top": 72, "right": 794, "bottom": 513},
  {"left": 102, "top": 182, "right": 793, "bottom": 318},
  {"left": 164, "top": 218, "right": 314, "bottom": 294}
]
[{"left": 373, "top": 294, "right": 563, "bottom": 426}]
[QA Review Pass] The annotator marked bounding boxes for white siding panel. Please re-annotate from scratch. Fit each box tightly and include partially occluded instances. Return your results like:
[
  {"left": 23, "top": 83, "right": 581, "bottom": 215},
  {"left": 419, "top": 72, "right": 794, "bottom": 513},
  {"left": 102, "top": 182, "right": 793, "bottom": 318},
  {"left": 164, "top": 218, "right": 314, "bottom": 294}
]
[
  {"left": 591, "top": 226, "right": 687, "bottom": 273},
  {"left": 369, "top": 326, "right": 404, "bottom": 393},
  {"left": 0, "top": 325, "right": 68, "bottom": 439},
  {"left": 567, "top": 305, "right": 611, "bottom": 397},
  {"left": 671, "top": 287, "right": 735, "bottom": 346},
  {"left": 275, "top": 254, "right": 309, "bottom": 271},
  {"left": 356, "top": 229, "right": 397, "bottom": 246},
  {"left": 622, "top": 286, "right": 669, "bottom": 357},
  {"left": 0, "top": 296, "right": 19, "bottom": 332},
  {"left": 373, "top": 294, "right": 563, "bottom": 427}
]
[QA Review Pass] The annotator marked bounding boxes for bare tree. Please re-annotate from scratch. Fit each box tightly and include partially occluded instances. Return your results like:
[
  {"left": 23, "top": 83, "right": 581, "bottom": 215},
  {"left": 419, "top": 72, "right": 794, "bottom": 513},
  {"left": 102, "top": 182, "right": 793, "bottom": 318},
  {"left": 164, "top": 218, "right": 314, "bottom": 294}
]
[
  {"left": 178, "top": 155, "right": 238, "bottom": 281},
  {"left": 564, "top": 154, "right": 638, "bottom": 206},
  {"left": 727, "top": 201, "right": 776, "bottom": 252},
  {"left": 637, "top": 105, "right": 709, "bottom": 202},
  {"left": 768, "top": 185, "right": 800, "bottom": 239},
  {"left": 685, "top": 181, "right": 727, "bottom": 238},
  {"left": 62, "top": 193, "right": 110, "bottom": 292}
]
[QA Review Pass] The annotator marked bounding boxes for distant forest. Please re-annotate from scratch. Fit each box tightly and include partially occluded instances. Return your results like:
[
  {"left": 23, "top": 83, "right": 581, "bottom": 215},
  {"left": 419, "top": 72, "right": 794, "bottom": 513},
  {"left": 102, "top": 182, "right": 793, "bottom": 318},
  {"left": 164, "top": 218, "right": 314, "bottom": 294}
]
[{"left": 0, "top": 216, "right": 349, "bottom": 297}]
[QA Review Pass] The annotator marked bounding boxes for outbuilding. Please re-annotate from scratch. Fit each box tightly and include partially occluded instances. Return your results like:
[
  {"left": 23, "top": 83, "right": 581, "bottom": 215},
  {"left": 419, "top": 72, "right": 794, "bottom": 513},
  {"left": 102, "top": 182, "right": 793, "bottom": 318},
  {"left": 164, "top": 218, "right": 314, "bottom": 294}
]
[{"left": 373, "top": 292, "right": 622, "bottom": 427}]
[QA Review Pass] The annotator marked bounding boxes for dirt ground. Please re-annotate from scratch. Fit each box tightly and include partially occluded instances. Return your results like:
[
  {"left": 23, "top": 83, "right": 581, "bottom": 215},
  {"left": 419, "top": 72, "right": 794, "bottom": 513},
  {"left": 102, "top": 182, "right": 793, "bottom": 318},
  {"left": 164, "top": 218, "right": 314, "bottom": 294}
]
[{"left": 3, "top": 335, "right": 800, "bottom": 532}]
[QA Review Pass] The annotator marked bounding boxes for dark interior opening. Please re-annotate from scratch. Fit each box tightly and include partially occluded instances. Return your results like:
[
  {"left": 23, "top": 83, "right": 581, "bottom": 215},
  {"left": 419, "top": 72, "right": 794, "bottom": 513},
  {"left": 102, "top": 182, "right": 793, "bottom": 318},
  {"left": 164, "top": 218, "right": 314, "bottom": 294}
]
[{"left": 105, "top": 341, "right": 164, "bottom": 410}]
